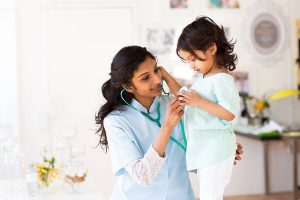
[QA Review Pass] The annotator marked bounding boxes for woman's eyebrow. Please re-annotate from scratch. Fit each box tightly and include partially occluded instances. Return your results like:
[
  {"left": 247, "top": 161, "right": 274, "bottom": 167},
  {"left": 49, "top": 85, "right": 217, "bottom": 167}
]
[
  {"left": 137, "top": 61, "right": 158, "bottom": 78},
  {"left": 138, "top": 72, "right": 149, "bottom": 78}
]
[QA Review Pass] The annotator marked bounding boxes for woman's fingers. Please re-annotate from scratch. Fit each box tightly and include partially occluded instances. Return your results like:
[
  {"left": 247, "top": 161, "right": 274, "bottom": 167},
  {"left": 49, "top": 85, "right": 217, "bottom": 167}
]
[
  {"left": 169, "top": 96, "right": 178, "bottom": 105},
  {"left": 235, "top": 155, "right": 241, "bottom": 160},
  {"left": 174, "top": 104, "right": 184, "bottom": 114},
  {"left": 234, "top": 142, "right": 243, "bottom": 165},
  {"left": 169, "top": 98, "right": 184, "bottom": 117},
  {"left": 236, "top": 142, "right": 244, "bottom": 155},
  {"left": 236, "top": 149, "right": 243, "bottom": 155}
]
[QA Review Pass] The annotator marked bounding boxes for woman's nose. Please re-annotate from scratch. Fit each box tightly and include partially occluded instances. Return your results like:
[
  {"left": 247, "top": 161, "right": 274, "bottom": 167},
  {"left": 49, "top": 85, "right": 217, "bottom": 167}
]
[{"left": 153, "top": 72, "right": 162, "bottom": 84}]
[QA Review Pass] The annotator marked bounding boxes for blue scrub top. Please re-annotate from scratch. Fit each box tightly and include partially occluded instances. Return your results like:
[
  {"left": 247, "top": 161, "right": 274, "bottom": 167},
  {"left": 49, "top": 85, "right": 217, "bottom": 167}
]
[{"left": 104, "top": 95, "right": 195, "bottom": 200}]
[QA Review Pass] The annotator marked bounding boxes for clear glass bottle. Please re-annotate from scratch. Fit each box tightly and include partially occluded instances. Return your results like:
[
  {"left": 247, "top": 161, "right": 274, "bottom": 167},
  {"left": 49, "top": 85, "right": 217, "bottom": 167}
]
[{"left": 26, "top": 164, "right": 40, "bottom": 196}]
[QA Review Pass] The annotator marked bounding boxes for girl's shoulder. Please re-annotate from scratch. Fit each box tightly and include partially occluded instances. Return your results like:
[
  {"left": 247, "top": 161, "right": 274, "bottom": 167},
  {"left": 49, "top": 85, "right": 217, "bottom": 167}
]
[
  {"left": 211, "top": 72, "right": 233, "bottom": 79},
  {"left": 210, "top": 73, "right": 236, "bottom": 91},
  {"left": 210, "top": 73, "right": 234, "bottom": 83}
]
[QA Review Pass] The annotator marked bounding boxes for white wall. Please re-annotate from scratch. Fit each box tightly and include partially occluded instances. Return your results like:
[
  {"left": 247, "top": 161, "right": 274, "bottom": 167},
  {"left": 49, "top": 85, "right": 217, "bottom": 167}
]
[
  {"left": 16, "top": 0, "right": 133, "bottom": 198},
  {"left": 5, "top": 0, "right": 300, "bottom": 198},
  {"left": 0, "top": 3, "right": 18, "bottom": 139}
]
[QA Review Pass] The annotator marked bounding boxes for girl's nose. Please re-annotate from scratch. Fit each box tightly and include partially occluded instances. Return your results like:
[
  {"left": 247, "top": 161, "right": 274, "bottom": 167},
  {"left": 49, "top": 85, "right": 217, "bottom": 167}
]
[{"left": 190, "top": 64, "right": 196, "bottom": 70}]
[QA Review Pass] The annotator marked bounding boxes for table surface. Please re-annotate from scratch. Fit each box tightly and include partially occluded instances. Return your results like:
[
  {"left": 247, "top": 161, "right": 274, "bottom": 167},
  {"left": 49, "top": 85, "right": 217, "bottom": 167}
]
[
  {"left": 235, "top": 127, "right": 300, "bottom": 140},
  {"left": 0, "top": 179, "right": 106, "bottom": 200}
]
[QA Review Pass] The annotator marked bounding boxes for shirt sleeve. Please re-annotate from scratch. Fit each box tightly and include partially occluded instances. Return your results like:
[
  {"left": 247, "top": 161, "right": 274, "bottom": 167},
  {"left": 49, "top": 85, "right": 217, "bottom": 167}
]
[
  {"left": 214, "top": 75, "right": 240, "bottom": 118},
  {"left": 125, "top": 145, "right": 166, "bottom": 187},
  {"left": 104, "top": 116, "right": 143, "bottom": 176}
]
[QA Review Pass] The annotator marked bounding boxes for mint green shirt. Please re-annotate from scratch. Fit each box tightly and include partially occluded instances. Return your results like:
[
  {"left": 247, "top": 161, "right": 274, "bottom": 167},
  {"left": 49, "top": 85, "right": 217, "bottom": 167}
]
[{"left": 183, "top": 73, "right": 240, "bottom": 170}]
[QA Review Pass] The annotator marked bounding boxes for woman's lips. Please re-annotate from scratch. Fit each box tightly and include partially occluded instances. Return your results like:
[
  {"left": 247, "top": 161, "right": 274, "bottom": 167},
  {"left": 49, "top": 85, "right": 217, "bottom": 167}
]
[{"left": 152, "top": 85, "right": 162, "bottom": 93}]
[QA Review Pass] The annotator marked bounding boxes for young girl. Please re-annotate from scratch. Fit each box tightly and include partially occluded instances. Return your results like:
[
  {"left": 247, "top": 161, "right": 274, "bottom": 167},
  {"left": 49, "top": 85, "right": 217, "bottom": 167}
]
[{"left": 160, "top": 16, "right": 240, "bottom": 200}]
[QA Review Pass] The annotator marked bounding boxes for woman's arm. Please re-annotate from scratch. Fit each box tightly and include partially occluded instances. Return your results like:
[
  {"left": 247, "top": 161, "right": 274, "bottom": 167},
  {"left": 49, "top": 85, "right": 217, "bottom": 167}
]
[
  {"left": 126, "top": 97, "right": 184, "bottom": 186},
  {"left": 125, "top": 145, "right": 166, "bottom": 187},
  {"left": 178, "top": 90, "right": 235, "bottom": 121},
  {"left": 159, "top": 66, "right": 182, "bottom": 95},
  {"left": 152, "top": 97, "right": 184, "bottom": 156}
]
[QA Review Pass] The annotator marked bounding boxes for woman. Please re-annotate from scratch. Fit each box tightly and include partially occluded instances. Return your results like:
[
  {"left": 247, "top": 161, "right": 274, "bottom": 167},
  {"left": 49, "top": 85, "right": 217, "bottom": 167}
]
[{"left": 95, "top": 46, "right": 243, "bottom": 200}]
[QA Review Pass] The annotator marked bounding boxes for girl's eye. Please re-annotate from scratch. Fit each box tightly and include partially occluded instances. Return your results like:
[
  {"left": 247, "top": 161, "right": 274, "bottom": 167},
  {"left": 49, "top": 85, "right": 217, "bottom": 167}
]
[{"left": 154, "top": 68, "right": 159, "bottom": 73}]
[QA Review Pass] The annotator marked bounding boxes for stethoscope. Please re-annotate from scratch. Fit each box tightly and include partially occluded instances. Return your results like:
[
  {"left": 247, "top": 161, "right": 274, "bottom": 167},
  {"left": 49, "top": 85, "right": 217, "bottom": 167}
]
[{"left": 120, "top": 84, "right": 187, "bottom": 153}]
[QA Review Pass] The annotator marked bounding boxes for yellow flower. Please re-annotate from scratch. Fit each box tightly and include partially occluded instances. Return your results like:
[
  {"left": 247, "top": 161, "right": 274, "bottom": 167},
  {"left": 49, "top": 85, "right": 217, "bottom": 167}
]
[
  {"left": 255, "top": 101, "right": 265, "bottom": 111},
  {"left": 35, "top": 155, "right": 61, "bottom": 187}
]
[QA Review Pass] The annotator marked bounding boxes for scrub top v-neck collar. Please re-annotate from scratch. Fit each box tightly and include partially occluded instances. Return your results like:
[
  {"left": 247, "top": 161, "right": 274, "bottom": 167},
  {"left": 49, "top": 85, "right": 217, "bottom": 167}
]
[{"left": 130, "top": 96, "right": 160, "bottom": 114}]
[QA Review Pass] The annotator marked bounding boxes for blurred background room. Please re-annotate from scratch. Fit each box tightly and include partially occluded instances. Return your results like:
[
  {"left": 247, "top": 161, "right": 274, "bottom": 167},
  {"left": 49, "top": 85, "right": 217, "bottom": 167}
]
[{"left": 1, "top": 0, "right": 300, "bottom": 199}]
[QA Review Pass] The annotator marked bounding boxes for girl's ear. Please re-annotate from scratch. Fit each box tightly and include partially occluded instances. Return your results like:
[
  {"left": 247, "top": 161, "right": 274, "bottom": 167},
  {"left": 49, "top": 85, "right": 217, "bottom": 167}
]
[
  {"left": 209, "top": 43, "right": 217, "bottom": 56},
  {"left": 121, "top": 83, "right": 134, "bottom": 93}
]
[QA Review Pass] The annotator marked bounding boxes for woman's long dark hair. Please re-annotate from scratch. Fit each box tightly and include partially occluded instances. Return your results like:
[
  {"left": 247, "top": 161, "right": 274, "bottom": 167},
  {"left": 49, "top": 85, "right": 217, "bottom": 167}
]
[
  {"left": 176, "top": 16, "right": 237, "bottom": 71},
  {"left": 95, "top": 46, "right": 155, "bottom": 152}
]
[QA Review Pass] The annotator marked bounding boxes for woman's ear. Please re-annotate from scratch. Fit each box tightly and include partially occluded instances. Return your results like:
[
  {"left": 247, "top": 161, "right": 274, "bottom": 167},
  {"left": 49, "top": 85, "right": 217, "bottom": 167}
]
[
  {"left": 209, "top": 43, "right": 217, "bottom": 56},
  {"left": 121, "top": 83, "right": 134, "bottom": 93}
]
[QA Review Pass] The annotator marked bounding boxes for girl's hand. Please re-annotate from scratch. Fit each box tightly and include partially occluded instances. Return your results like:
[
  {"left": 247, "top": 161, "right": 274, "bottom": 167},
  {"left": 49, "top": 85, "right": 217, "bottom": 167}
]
[
  {"left": 158, "top": 66, "right": 166, "bottom": 80},
  {"left": 162, "top": 97, "right": 184, "bottom": 131},
  {"left": 177, "top": 90, "right": 203, "bottom": 107}
]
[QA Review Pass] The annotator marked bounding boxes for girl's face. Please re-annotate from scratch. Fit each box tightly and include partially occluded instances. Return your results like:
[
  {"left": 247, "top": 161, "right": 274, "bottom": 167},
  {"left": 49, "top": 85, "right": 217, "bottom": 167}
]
[
  {"left": 178, "top": 47, "right": 216, "bottom": 75},
  {"left": 127, "top": 56, "right": 162, "bottom": 103}
]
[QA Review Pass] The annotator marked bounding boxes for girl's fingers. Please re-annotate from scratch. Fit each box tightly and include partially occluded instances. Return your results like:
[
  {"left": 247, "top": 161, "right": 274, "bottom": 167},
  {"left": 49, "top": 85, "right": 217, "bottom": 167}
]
[
  {"left": 181, "top": 92, "right": 191, "bottom": 98},
  {"left": 178, "top": 91, "right": 191, "bottom": 97},
  {"left": 178, "top": 94, "right": 191, "bottom": 101}
]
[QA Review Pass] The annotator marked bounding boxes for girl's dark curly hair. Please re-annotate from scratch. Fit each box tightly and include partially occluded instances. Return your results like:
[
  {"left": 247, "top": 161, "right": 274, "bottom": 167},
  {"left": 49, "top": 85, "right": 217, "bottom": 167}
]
[
  {"left": 176, "top": 16, "right": 237, "bottom": 71},
  {"left": 95, "top": 46, "right": 155, "bottom": 152}
]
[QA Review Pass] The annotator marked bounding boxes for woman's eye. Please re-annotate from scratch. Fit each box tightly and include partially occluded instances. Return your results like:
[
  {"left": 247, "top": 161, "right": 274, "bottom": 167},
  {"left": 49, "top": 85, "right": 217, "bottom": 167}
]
[
  {"left": 142, "top": 76, "right": 149, "bottom": 80},
  {"left": 154, "top": 68, "right": 159, "bottom": 73}
]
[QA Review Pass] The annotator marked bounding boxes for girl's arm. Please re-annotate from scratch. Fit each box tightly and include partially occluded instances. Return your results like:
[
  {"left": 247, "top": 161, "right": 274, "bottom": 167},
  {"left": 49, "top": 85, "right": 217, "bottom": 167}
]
[
  {"left": 178, "top": 90, "right": 235, "bottom": 121},
  {"left": 158, "top": 66, "right": 182, "bottom": 95}
]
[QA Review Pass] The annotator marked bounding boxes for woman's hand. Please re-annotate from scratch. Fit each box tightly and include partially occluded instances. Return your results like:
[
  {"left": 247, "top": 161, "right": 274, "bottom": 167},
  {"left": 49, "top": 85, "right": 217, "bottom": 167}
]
[
  {"left": 177, "top": 90, "right": 204, "bottom": 107},
  {"left": 162, "top": 96, "right": 184, "bottom": 132},
  {"left": 234, "top": 142, "right": 243, "bottom": 165},
  {"left": 153, "top": 97, "right": 184, "bottom": 157}
]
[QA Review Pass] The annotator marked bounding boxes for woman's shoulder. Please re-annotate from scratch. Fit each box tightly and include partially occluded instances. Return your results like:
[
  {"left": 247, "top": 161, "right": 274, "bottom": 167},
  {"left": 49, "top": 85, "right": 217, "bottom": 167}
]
[{"left": 103, "top": 108, "right": 127, "bottom": 124}]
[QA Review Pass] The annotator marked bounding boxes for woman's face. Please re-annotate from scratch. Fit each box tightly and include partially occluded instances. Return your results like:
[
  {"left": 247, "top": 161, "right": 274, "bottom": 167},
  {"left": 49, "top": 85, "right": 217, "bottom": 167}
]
[
  {"left": 129, "top": 56, "right": 162, "bottom": 101},
  {"left": 178, "top": 48, "right": 215, "bottom": 74}
]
